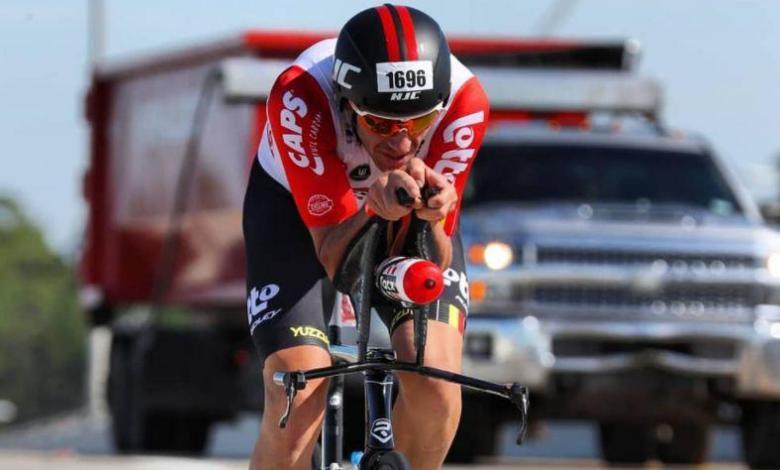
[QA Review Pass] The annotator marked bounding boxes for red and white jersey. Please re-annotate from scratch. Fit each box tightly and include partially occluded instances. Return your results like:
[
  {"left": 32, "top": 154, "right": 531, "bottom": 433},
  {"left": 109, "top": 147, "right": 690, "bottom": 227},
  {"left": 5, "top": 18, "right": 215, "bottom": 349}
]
[{"left": 257, "top": 38, "right": 489, "bottom": 235}]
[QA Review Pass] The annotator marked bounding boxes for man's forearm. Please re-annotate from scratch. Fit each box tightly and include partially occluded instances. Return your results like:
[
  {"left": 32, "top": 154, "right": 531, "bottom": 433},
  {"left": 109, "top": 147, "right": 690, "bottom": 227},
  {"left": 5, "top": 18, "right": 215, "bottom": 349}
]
[
  {"left": 311, "top": 208, "right": 453, "bottom": 279},
  {"left": 311, "top": 209, "right": 372, "bottom": 279}
]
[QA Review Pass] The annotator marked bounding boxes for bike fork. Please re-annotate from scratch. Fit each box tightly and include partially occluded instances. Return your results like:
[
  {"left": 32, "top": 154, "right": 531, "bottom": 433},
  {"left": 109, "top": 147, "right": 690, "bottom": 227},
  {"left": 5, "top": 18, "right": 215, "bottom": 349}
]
[
  {"left": 358, "top": 349, "right": 397, "bottom": 468},
  {"left": 322, "top": 374, "right": 344, "bottom": 468}
]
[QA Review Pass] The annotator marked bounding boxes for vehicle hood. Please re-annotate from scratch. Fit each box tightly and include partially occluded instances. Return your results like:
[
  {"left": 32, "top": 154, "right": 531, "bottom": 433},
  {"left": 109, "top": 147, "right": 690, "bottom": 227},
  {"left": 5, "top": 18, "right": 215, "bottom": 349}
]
[{"left": 459, "top": 203, "right": 780, "bottom": 256}]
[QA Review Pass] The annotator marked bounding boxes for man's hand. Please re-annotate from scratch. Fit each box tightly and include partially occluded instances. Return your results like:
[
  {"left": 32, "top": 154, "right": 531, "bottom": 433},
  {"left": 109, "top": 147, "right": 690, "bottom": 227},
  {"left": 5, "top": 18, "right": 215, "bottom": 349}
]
[
  {"left": 366, "top": 170, "right": 422, "bottom": 221},
  {"left": 405, "top": 157, "right": 458, "bottom": 222}
]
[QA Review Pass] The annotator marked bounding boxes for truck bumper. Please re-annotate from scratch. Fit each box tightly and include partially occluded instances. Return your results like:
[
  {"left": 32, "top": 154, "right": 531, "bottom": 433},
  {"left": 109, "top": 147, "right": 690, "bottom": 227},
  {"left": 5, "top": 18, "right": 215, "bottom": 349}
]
[{"left": 462, "top": 306, "right": 780, "bottom": 399}]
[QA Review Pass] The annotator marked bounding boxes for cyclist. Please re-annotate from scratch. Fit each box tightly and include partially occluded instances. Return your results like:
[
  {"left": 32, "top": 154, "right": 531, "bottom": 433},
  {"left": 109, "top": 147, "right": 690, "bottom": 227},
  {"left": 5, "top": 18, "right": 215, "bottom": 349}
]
[{"left": 243, "top": 4, "right": 488, "bottom": 469}]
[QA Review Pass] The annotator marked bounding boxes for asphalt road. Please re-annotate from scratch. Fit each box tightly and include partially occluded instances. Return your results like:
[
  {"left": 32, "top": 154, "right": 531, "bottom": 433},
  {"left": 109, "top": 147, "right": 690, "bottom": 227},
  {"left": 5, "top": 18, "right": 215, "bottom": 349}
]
[{"left": 0, "top": 411, "right": 748, "bottom": 469}]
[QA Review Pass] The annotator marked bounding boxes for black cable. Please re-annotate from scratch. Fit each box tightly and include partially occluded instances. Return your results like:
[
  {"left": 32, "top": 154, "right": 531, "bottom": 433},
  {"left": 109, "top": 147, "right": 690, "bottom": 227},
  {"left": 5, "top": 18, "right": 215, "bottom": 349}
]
[{"left": 151, "top": 68, "right": 221, "bottom": 310}]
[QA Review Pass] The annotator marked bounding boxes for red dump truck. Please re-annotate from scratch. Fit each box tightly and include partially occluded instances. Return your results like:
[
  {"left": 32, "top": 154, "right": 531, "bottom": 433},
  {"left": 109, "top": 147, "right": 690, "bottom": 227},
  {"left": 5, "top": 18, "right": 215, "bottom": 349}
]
[{"left": 81, "top": 30, "right": 645, "bottom": 459}]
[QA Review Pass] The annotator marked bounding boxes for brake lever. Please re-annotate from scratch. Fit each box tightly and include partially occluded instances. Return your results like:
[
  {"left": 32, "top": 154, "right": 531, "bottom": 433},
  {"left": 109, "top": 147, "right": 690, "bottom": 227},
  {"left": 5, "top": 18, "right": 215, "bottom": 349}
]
[
  {"left": 277, "top": 371, "right": 307, "bottom": 429},
  {"left": 508, "top": 383, "right": 530, "bottom": 445}
]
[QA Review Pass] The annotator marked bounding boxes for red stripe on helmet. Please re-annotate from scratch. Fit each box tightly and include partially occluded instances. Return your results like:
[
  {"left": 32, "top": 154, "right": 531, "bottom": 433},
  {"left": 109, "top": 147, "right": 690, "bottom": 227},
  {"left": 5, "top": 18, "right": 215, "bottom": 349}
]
[
  {"left": 375, "top": 5, "right": 401, "bottom": 61},
  {"left": 395, "top": 6, "right": 418, "bottom": 60}
]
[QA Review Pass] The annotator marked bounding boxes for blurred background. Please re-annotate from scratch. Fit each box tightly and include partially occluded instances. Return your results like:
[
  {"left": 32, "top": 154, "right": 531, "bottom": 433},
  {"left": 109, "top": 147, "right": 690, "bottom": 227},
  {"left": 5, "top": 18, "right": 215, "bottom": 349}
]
[{"left": 1, "top": 0, "right": 779, "bottom": 468}]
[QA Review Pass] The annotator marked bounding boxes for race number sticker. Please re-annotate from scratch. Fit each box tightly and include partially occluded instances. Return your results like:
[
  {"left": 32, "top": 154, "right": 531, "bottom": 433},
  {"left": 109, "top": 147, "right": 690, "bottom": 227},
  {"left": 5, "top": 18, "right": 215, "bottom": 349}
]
[{"left": 376, "top": 61, "right": 433, "bottom": 93}]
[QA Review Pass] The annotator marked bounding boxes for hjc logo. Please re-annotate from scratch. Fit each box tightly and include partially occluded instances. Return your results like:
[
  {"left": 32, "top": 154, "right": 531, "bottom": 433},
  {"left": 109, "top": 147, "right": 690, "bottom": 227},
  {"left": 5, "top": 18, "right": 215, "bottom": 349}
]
[
  {"left": 433, "top": 111, "right": 485, "bottom": 183},
  {"left": 280, "top": 90, "right": 324, "bottom": 175},
  {"left": 390, "top": 91, "right": 421, "bottom": 101}
]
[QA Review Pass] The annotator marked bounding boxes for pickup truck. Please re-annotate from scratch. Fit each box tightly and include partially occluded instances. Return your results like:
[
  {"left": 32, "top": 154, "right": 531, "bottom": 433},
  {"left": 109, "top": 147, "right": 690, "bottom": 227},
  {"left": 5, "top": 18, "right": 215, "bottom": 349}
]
[{"left": 458, "top": 117, "right": 780, "bottom": 468}]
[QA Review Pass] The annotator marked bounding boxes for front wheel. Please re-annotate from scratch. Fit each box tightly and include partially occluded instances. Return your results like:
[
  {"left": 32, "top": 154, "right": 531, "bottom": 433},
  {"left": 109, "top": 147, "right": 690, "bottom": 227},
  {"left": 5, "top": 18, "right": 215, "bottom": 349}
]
[
  {"left": 655, "top": 422, "right": 709, "bottom": 465},
  {"left": 741, "top": 401, "right": 780, "bottom": 469},
  {"left": 361, "top": 450, "right": 411, "bottom": 470},
  {"left": 598, "top": 422, "right": 653, "bottom": 465}
]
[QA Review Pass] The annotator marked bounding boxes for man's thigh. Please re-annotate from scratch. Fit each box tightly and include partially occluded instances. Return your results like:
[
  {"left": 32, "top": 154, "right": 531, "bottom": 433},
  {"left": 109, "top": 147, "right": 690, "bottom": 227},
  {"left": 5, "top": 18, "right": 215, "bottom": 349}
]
[
  {"left": 391, "top": 320, "right": 463, "bottom": 372},
  {"left": 243, "top": 161, "right": 331, "bottom": 364}
]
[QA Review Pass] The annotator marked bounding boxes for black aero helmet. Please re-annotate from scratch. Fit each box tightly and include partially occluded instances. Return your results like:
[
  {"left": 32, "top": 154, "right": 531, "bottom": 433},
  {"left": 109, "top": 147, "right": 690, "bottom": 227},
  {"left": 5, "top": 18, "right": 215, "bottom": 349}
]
[{"left": 333, "top": 4, "right": 451, "bottom": 119}]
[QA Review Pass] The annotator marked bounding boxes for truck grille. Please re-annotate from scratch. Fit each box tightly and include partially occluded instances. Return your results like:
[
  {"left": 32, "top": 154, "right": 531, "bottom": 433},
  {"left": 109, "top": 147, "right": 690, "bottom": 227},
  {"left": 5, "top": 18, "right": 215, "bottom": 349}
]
[
  {"left": 512, "top": 247, "right": 762, "bottom": 322},
  {"left": 532, "top": 285, "right": 756, "bottom": 310},
  {"left": 536, "top": 247, "right": 756, "bottom": 270}
]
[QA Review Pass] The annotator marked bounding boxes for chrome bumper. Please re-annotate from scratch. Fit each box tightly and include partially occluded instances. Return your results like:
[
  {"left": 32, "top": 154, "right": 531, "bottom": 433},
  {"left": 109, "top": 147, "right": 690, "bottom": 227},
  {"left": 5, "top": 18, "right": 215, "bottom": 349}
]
[{"left": 462, "top": 306, "right": 780, "bottom": 399}]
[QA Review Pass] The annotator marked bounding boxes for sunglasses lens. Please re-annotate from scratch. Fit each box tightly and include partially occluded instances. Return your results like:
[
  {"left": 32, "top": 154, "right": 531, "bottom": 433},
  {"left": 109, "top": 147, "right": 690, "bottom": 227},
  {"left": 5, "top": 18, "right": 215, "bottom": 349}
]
[
  {"left": 408, "top": 110, "right": 439, "bottom": 134},
  {"left": 363, "top": 115, "right": 392, "bottom": 135},
  {"left": 359, "top": 109, "right": 440, "bottom": 137}
]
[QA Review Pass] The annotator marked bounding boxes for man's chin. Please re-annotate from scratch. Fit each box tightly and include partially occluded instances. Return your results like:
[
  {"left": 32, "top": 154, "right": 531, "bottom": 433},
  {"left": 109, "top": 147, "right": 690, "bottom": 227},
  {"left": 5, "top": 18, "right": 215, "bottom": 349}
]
[{"left": 376, "top": 154, "right": 411, "bottom": 171}]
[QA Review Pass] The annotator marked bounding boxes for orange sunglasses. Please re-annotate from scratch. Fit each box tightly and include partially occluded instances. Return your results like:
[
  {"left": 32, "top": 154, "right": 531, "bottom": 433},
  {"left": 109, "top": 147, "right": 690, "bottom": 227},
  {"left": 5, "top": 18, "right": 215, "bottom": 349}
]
[{"left": 350, "top": 102, "right": 441, "bottom": 137}]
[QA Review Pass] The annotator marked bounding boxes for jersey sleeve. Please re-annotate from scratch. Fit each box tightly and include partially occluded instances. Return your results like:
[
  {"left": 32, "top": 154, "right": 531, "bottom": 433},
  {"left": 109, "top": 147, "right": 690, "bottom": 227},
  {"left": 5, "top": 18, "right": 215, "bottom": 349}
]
[
  {"left": 425, "top": 76, "right": 490, "bottom": 235},
  {"left": 266, "top": 65, "right": 358, "bottom": 228}
]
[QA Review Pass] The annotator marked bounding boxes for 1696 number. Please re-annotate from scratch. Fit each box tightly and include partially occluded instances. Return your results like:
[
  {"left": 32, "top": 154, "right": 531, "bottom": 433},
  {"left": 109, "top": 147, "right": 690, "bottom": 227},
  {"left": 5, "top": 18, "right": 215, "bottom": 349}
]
[{"left": 385, "top": 69, "right": 427, "bottom": 90}]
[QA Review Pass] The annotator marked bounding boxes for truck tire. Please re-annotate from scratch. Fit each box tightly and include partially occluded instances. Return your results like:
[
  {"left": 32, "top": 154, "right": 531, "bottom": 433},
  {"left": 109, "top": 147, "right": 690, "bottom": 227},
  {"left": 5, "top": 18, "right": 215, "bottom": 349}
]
[
  {"left": 142, "top": 412, "right": 211, "bottom": 453},
  {"left": 598, "top": 422, "right": 653, "bottom": 465},
  {"left": 655, "top": 422, "right": 709, "bottom": 464},
  {"left": 108, "top": 335, "right": 133, "bottom": 452},
  {"left": 741, "top": 401, "right": 780, "bottom": 469},
  {"left": 446, "top": 395, "right": 502, "bottom": 463},
  {"left": 108, "top": 332, "right": 212, "bottom": 454}
]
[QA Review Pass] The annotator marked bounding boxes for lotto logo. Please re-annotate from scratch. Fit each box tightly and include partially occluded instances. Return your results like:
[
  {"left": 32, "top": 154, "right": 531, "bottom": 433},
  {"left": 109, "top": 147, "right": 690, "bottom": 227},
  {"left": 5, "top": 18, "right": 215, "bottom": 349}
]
[
  {"left": 433, "top": 111, "right": 485, "bottom": 182},
  {"left": 247, "top": 284, "right": 281, "bottom": 334},
  {"left": 443, "top": 268, "right": 470, "bottom": 309}
]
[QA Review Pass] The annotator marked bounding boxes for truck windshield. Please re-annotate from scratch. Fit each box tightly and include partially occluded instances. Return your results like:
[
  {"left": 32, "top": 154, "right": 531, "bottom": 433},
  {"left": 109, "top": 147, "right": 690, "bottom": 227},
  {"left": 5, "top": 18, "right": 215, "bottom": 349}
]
[{"left": 462, "top": 144, "right": 742, "bottom": 215}]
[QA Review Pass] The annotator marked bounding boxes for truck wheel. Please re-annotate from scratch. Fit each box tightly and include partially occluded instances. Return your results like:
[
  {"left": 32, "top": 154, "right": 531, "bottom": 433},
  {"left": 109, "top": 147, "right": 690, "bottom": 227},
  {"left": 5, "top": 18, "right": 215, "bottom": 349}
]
[
  {"left": 598, "top": 422, "right": 653, "bottom": 465},
  {"left": 143, "top": 412, "right": 211, "bottom": 453},
  {"left": 361, "top": 450, "right": 411, "bottom": 470},
  {"left": 655, "top": 422, "right": 709, "bottom": 464},
  {"left": 108, "top": 335, "right": 133, "bottom": 452},
  {"left": 446, "top": 395, "right": 502, "bottom": 463},
  {"left": 108, "top": 332, "right": 212, "bottom": 454},
  {"left": 741, "top": 401, "right": 780, "bottom": 469}
]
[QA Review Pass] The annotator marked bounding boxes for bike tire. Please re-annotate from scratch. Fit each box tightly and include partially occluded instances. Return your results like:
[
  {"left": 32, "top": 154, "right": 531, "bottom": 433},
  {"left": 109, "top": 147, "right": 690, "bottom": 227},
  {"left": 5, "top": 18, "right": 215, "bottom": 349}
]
[{"left": 362, "top": 449, "right": 411, "bottom": 470}]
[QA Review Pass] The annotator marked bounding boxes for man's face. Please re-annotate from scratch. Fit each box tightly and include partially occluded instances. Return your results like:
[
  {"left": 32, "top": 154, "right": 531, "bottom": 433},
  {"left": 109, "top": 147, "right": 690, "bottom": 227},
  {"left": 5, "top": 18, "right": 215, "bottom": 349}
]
[
  {"left": 352, "top": 103, "right": 440, "bottom": 172},
  {"left": 357, "top": 124, "right": 424, "bottom": 172}
]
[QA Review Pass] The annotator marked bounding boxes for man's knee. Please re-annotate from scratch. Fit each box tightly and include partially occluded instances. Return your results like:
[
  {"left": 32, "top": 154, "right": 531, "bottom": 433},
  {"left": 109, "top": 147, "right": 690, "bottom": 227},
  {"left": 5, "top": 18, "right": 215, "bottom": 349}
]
[
  {"left": 261, "top": 346, "right": 331, "bottom": 438},
  {"left": 398, "top": 372, "right": 461, "bottom": 413}
]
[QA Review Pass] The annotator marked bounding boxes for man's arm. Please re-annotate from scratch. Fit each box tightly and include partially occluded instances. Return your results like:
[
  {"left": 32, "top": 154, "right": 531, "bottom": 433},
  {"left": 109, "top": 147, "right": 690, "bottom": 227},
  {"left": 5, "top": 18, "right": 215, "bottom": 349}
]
[
  {"left": 310, "top": 168, "right": 423, "bottom": 278},
  {"left": 424, "top": 75, "right": 490, "bottom": 236},
  {"left": 405, "top": 157, "right": 456, "bottom": 269},
  {"left": 309, "top": 208, "right": 372, "bottom": 280}
]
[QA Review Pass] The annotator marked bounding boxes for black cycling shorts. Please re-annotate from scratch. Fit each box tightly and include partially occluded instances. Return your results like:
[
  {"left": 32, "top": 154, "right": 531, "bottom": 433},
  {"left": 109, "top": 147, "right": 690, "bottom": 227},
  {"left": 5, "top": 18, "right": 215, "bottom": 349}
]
[{"left": 242, "top": 160, "right": 470, "bottom": 363}]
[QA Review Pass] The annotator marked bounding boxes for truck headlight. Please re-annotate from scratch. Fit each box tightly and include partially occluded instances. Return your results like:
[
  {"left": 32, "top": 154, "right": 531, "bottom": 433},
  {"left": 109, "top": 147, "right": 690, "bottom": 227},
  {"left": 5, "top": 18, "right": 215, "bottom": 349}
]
[
  {"left": 468, "top": 241, "right": 514, "bottom": 270},
  {"left": 768, "top": 253, "right": 780, "bottom": 277},
  {"left": 484, "top": 242, "right": 513, "bottom": 270}
]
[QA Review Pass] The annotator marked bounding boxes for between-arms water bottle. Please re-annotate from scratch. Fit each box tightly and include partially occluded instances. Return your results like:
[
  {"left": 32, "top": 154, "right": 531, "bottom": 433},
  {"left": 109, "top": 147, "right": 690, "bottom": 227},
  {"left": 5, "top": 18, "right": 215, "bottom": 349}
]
[{"left": 376, "top": 256, "right": 444, "bottom": 305}]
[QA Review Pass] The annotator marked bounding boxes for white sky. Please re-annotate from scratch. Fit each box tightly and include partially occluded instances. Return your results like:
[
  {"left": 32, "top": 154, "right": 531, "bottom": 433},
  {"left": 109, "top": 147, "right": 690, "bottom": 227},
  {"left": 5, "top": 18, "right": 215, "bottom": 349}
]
[{"left": 1, "top": 0, "right": 779, "bottom": 253}]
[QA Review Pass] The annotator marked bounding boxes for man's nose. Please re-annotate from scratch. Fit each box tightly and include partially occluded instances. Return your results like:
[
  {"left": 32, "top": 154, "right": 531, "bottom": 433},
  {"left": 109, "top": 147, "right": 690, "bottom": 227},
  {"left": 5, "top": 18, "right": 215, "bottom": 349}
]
[{"left": 385, "top": 131, "right": 413, "bottom": 154}]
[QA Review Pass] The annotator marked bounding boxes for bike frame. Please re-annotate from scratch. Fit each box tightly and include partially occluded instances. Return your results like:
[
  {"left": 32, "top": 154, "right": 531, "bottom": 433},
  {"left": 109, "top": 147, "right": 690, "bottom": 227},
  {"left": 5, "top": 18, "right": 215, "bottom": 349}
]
[{"left": 273, "top": 217, "right": 529, "bottom": 469}]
